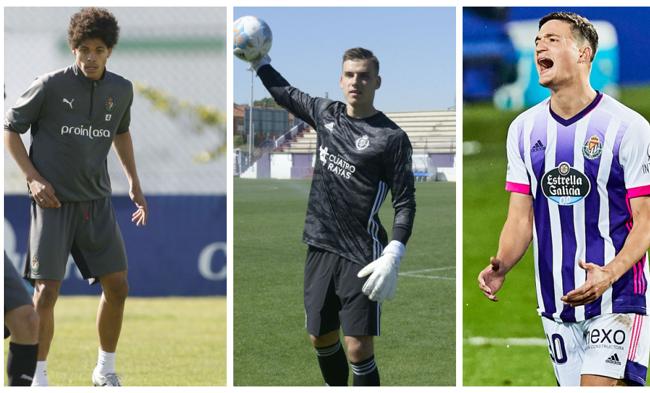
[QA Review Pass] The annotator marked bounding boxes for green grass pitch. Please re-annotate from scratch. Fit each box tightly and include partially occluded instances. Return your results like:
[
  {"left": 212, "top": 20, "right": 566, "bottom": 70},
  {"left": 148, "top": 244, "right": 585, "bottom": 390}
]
[
  {"left": 234, "top": 178, "right": 455, "bottom": 386},
  {"left": 463, "top": 87, "right": 650, "bottom": 386},
  {"left": 4, "top": 296, "right": 226, "bottom": 386}
]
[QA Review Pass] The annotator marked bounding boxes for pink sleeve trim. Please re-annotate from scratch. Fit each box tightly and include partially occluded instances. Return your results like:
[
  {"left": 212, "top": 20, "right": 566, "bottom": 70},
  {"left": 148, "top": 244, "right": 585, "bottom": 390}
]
[
  {"left": 505, "top": 181, "right": 530, "bottom": 195},
  {"left": 627, "top": 185, "right": 650, "bottom": 199}
]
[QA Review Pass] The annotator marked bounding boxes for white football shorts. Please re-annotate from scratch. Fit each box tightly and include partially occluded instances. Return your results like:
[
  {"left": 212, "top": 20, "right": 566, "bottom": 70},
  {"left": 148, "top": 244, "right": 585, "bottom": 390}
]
[{"left": 541, "top": 313, "right": 649, "bottom": 386}]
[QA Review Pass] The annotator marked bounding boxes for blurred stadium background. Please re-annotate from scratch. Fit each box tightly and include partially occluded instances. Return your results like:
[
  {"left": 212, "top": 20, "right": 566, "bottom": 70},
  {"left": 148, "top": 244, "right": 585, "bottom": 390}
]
[
  {"left": 463, "top": 7, "right": 650, "bottom": 386},
  {"left": 233, "top": 7, "right": 456, "bottom": 386},
  {"left": 4, "top": 7, "right": 226, "bottom": 385}
]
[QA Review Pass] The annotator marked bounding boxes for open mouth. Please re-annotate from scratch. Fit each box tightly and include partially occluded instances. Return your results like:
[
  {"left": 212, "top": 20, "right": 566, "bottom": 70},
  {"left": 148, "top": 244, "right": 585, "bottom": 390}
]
[{"left": 537, "top": 57, "right": 554, "bottom": 71}]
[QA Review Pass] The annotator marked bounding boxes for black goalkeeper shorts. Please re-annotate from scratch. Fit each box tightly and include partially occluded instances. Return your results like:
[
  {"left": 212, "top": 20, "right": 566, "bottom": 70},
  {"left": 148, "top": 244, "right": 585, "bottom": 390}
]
[{"left": 304, "top": 246, "right": 380, "bottom": 337}]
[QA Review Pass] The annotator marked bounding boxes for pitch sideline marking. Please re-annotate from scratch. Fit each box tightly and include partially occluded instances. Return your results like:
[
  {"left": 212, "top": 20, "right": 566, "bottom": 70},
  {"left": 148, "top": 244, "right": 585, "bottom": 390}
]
[
  {"left": 399, "top": 266, "right": 455, "bottom": 280},
  {"left": 465, "top": 336, "right": 547, "bottom": 346}
]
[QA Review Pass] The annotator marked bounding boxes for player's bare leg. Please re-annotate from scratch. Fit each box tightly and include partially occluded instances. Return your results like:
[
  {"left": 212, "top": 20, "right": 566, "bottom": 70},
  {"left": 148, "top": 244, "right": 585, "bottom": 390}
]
[
  {"left": 310, "top": 330, "right": 348, "bottom": 386},
  {"left": 33, "top": 280, "right": 60, "bottom": 360},
  {"left": 93, "top": 270, "right": 128, "bottom": 386},
  {"left": 581, "top": 374, "right": 624, "bottom": 386},
  {"left": 344, "top": 335, "right": 373, "bottom": 362},
  {"left": 5, "top": 305, "right": 39, "bottom": 344},
  {"left": 345, "top": 335, "right": 379, "bottom": 386},
  {"left": 97, "top": 270, "right": 128, "bottom": 352},
  {"left": 310, "top": 330, "right": 339, "bottom": 348},
  {"left": 32, "top": 279, "right": 61, "bottom": 385},
  {"left": 5, "top": 305, "right": 39, "bottom": 386}
]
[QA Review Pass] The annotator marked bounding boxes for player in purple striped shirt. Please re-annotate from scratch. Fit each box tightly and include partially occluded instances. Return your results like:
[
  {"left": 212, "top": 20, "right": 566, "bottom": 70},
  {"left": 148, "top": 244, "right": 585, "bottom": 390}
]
[{"left": 478, "top": 12, "right": 650, "bottom": 386}]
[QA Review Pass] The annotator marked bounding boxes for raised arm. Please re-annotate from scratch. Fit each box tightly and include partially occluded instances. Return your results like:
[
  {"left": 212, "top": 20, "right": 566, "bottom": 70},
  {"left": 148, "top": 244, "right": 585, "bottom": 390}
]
[{"left": 256, "top": 64, "right": 332, "bottom": 130}]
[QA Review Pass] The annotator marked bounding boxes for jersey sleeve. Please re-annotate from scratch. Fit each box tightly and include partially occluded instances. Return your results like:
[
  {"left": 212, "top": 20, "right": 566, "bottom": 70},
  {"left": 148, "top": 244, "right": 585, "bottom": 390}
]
[
  {"left": 4, "top": 77, "right": 46, "bottom": 134},
  {"left": 384, "top": 131, "right": 416, "bottom": 245},
  {"left": 116, "top": 82, "right": 133, "bottom": 134},
  {"left": 505, "top": 120, "right": 530, "bottom": 194},
  {"left": 620, "top": 117, "right": 650, "bottom": 198},
  {"left": 257, "top": 64, "right": 332, "bottom": 129}
]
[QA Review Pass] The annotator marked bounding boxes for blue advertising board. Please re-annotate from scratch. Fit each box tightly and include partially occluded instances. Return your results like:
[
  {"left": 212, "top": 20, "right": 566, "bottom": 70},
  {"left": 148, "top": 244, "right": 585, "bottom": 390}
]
[{"left": 5, "top": 195, "right": 226, "bottom": 296}]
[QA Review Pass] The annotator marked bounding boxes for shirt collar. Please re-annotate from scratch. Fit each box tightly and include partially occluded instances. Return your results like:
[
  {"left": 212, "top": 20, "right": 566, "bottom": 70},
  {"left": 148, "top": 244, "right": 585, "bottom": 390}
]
[{"left": 72, "top": 62, "right": 107, "bottom": 84}]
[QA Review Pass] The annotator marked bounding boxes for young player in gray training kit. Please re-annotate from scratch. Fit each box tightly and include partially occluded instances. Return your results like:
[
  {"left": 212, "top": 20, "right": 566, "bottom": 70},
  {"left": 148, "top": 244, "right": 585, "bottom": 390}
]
[
  {"left": 240, "top": 45, "right": 415, "bottom": 385},
  {"left": 4, "top": 8, "right": 148, "bottom": 386}
]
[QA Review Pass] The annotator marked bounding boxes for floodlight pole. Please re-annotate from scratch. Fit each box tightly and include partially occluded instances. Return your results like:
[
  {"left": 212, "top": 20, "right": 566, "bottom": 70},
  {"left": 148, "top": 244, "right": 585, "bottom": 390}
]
[{"left": 248, "top": 67, "right": 254, "bottom": 167}]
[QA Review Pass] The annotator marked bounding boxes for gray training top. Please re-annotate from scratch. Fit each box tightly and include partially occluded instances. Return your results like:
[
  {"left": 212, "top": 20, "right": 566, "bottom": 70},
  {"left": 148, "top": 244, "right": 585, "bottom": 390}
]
[{"left": 5, "top": 63, "right": 133, "bottom": 202}]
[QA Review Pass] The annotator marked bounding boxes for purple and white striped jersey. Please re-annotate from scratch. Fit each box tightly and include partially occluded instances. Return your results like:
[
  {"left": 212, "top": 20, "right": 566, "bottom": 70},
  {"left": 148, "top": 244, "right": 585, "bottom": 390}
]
[{"left": 505, "top": 92, "right": 650, "bottom": 323}]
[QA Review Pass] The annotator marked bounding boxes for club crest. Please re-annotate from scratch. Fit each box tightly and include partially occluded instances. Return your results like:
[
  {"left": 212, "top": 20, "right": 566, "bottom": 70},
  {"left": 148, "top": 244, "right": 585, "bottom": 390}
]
[
  {"left": 105, "top": 96, "right": 114, "bottom": 112},
  {"left": 355, "top": 135, "right": 370, "bottom": 151},
  {"left": 31, "top": 256, "right": 39, "bottom": 273},
  {"left": 582, "top": 135, "right": 603, "bottom": 160}
]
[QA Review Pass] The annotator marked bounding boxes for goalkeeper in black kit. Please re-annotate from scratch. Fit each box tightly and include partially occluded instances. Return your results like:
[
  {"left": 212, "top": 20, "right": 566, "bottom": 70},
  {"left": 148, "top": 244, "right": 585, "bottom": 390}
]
[{"left": 242, "top": 45, "right": 415, "bottom": 386}]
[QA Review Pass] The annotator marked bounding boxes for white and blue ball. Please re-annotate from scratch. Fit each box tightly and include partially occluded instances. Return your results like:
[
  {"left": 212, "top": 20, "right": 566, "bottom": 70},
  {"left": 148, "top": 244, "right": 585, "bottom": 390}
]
[{"left": 233, "top": 16, "right": 273, "bottom": 62}]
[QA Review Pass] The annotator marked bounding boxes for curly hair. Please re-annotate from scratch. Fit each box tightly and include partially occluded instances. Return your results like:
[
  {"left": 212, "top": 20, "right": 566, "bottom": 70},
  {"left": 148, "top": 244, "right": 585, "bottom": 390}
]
[{"left": 68, "top": 8, "right": 120, "bottom": 49}]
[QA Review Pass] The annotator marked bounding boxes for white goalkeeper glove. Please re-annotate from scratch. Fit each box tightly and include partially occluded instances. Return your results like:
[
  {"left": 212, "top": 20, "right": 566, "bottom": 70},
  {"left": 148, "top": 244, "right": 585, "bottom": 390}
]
[
  {"left": 251, "top": 54, "right": 271, "bottom": 73},
  {"left": 357, "top": 240, "right": 405, "bottom": 303}
]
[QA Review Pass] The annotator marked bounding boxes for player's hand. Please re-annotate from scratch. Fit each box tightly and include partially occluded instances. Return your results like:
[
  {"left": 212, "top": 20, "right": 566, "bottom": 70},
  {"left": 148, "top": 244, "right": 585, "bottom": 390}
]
[
  {"left": 478, "top": 257, "right": 506, "bottom": 301},
  {"left": 561, "top": 260, "right": 615, "bottom": 307},
  {"left": 28, "top": 176, "right": 61, "bottom": 208},
  {"left": 129, "top": 183, "right": 148, "bottom": 227},
  {"left": 251, "top": 54, "right": 271, "bottom": 72},
  {"left": 357, "top": 240, "right": 405, "bottom": 303}
]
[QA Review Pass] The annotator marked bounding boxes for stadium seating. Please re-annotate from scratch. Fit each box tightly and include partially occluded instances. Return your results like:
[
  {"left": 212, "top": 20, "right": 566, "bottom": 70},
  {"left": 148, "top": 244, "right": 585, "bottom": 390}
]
[{"left": 274, "top": 110, "right": 455, "bottom": 154}]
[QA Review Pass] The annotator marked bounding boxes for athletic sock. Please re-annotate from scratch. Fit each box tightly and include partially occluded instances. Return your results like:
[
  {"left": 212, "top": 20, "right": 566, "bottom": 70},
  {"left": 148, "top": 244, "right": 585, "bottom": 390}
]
[
  {"left": 32, "top": 360, "right": 48, "bottom": 386},
  {"left": 315, "top": 341, "right": 349, "bottom": 386},
  {"left": 95, "top": 348, "right": 116, "bottom": 375},
  {"left": 351, "top": 355, "right": 380, "bottom": 386},
  {"left": 7, "top": 342, "right": 38, "bottom": 386}
]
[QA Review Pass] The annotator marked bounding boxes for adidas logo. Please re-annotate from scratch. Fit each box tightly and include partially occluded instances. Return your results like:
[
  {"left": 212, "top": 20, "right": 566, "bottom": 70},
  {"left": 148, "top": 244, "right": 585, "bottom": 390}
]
[
  {"left": 531, "top": 139, "right": 546, "bottom": 152},
  {"left": 605, "top": 353, "right": 621, "bottom": 365}
]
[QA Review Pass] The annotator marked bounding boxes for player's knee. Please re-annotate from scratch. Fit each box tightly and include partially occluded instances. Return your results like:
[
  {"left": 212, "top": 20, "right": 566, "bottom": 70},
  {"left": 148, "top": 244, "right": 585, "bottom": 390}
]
[
  {"left": 33, "top": 282, "right": 60, "bottom": 309},
  {"left": 103, "top": 277, "right": 129, "bottom": 304},
  {"left": 310, "top": 330, "right": 340, "bottom": 348},
  {"left": 344, "top": 336, "right": 373, "bottom": 363},
  {"left": 6, "top": 306, "right": 39, "bottom": 343}
]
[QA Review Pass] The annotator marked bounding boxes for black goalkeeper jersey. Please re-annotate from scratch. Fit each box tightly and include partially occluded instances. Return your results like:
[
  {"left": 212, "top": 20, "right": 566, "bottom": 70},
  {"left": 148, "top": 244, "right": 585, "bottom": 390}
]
[{"left": 258, "top": 65, "right": 416, "bottom": 265}]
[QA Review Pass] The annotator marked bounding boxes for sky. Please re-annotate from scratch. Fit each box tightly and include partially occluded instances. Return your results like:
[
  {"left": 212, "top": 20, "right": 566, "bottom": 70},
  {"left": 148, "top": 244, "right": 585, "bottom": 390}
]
[{"left": 234, "top": 7, "right": 455, "bottom": 112}]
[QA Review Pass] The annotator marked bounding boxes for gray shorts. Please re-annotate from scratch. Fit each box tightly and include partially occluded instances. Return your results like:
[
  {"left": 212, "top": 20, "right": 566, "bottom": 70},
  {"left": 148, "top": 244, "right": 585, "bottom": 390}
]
[
  {"left": 5, "top": 253, "right": 33, "bottom": 313},
  {"left": 25, "top": 197, "right": 127, "bottom": 284}
]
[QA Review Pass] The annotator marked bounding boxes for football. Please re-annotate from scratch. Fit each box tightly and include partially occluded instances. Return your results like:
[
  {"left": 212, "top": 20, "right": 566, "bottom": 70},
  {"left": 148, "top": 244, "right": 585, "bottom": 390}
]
[{"left": 233, "top": 16, "right": 273, "bottom": 62}]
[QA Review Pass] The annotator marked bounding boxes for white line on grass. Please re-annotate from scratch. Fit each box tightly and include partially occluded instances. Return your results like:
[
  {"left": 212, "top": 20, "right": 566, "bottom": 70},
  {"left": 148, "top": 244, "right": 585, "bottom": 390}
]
[
  {"left": 399, "top": 266, "right": 455, "bottom": 280},
  {"left": 466, "top": 337, "right": 547, "bottom": 346},
  {"left": 401, "top": 267, "right": 455, "bottom": 274},
  {"left": 400, "top": 274, "right": 455, "bottom": 280}
]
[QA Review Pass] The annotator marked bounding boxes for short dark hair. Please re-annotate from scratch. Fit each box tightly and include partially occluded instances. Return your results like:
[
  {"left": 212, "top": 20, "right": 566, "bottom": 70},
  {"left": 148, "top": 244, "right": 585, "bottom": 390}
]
[
  {"left": 538, "top": 12, "right": 598, "bottom": 61},
  {"left": 68, "top": 8, "right": 120, "bottom": 49},
  {"left": 342, "top": 47, "right": 379, "bottom": 74}
]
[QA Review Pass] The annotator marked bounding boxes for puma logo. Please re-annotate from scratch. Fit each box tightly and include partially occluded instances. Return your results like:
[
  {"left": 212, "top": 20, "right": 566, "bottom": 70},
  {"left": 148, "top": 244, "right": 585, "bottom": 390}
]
[{"left": 62, "top": 98, "right": 74, "bottom": 109}]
